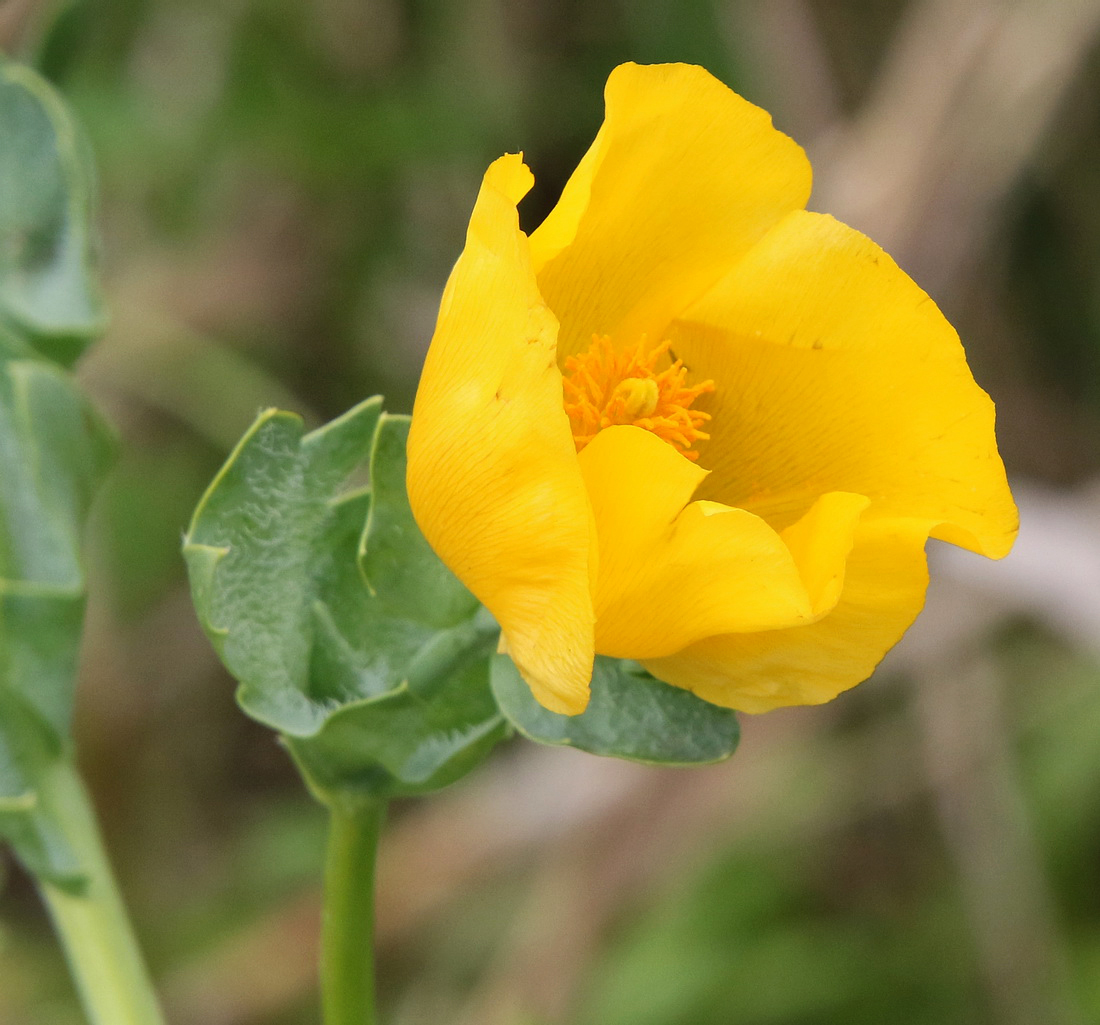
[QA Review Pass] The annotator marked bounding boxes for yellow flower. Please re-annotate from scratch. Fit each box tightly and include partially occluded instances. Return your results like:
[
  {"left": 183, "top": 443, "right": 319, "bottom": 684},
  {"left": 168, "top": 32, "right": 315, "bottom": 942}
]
[{"left": 407, "top": 63, "right": 1018, "bottom": 716}]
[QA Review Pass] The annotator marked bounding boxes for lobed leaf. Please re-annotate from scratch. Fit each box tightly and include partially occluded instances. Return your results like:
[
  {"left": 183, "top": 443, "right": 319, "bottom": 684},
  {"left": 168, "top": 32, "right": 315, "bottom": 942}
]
[
  {"left": 183, "top": 401, "right": 506, "bottom": 801},
  {"left": 184, "top": 400, "right": 385, "bottom": 734}
]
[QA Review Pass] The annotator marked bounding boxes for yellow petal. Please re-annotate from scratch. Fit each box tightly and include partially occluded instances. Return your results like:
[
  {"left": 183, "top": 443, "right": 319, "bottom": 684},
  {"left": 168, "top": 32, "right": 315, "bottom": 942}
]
[
  {"left": 780, "top": 490, "right": 871, "bottom": 616},
  {"left": 407, "top": 154, "right": 595, "bottom": 714},
  {"left": 671, "top": 210, "right": 1018, "bottom": 558},
  {"left": 530, "top": 62, "right": 812, "bottom": 360},
  {"left": 643, "top": 518, "right": 932, "bottom": 713},
  {"left": 577, "top": 427, "right": 866, "bottom": 659}
]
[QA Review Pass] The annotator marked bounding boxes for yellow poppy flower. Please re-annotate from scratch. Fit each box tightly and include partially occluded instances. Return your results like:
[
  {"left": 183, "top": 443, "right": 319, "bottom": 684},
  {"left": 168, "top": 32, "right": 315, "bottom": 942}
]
[{"left": 406, "top": 62, "right": 1018, "bottom": 716}]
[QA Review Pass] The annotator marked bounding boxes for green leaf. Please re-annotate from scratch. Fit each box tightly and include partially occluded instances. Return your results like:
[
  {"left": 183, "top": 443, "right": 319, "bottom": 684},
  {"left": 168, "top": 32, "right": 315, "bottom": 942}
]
[
  {"left": 184, "top": 399, "right": 386, "bottom": 734},
  {"left": 0, "top": 688, "right": 83, "bottom": 885},
  {"left": 0, "top": 57, "right": 110, "bottom": 887},
  {"left": 0, "top": 59, "right": 105, "bottom": 365},
  {"left": 287, "top": 608, "right": 506, "bottom": 801},
  {"left": 183, "top": 401, "right": 507, "bottom": 801},
  {"left": 0, "top": 357, "right": 113, "bottom": 883},
  {"left": 359, "top": 414, "right": 478, "bottom": 629},
  {"left": 491, "top": 654, "right": 740, "bottom": 766}
]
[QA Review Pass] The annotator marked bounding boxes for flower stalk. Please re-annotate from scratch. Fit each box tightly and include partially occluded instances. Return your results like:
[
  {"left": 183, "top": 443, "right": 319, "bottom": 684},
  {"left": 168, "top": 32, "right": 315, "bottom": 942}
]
[{"left": 321, "top": 797, "right": 387, "bottom": 1025}]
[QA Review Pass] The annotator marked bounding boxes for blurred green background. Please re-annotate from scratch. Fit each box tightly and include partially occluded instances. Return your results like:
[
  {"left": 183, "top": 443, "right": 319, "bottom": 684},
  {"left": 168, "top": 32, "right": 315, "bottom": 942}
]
[{"left": 3, "top": 0, "right": 1100, "bottom": 1022}]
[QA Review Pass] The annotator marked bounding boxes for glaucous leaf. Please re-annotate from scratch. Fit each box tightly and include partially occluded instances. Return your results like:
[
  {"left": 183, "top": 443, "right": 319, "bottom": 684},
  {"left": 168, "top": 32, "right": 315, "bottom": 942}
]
[
  {"left": 0, "top": 59, "right": 105, "bottom": 366},
  {"left": 0, "top": 690, "right": 83, "bottom": 886},
  {"left": 183, "top": 401, "right": 507, "bottom": 802},
  {"left": 491, "top": 654, "right": 740, "bottom": 765},
  {"left": 359, "top": 414, "right": 479, "bottom": 629},
  {"left": 287, "top": 601, "right": 504, "bottom": 801},
  {"left": 184, "top": 401, "right": 385, "bottom": 735},
  {"left": 0, "top": 331, "right": 114, "bottom": 883}
]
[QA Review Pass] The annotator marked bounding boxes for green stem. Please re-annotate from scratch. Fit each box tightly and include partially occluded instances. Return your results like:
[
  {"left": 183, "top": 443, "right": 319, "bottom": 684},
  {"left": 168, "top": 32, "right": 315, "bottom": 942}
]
[
  {"left": 36, "top": 758, "right": 166, "bottom": 1025},
  {"left": 321, "top": 798, "right": 386, "bottom": 1025}
]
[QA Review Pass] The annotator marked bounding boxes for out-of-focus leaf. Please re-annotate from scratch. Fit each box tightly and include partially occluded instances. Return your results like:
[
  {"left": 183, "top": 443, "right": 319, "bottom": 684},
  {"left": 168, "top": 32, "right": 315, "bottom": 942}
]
[
  {"left": 0, "top": 59, "right": 105, "bottom": 366},
  {"left": 0, "top": 59, "right": 111, "bottom": 885},
  {"left": 491, "top": 654, "right": 740, "bottom": 766},
  {"left": 33, "top": 0, "right": 92, "bottom": 87},
  {"left": 0, "top": 689, "right": 82, "bottom": 885},
  {"left": 0, "top": 342, "right": 114, "bottom": 884},
  {"left": 183, "top": 401, "right": 507, "bottom": 802}
]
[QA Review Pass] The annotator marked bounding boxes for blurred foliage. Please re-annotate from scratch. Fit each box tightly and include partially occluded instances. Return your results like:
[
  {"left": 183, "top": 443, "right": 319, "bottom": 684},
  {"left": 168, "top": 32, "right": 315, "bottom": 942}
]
[
  {"left": 1, "top": 0, "right": 1099, "bottom": 1024},
  {"left": 0, "top": 55, "right": 114, "bottom": 886}
]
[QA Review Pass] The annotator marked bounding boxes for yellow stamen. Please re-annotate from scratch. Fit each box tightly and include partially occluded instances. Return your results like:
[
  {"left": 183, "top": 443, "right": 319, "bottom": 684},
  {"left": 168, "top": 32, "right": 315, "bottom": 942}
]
[{"left": 562, "top": 335, "right": 714, "bottom": 460}]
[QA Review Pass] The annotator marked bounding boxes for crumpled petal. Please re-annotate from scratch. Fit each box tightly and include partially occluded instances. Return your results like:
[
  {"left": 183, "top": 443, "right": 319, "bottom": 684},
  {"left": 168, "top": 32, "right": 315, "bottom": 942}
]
[
  {"left": 530, "top": 62, "right": 812, "bottom": 361},
  {"left": 669, "top": 210, "right": 1018, "bottom": 558},
  {"left": 577, "top": 425, "right": 869, "bottom": 659},
  {"left": 780, "top": 489, "right": 873, "bottom": 617},
  {"left": 642, "top": 517, "right": 932, "bottom": 712},
  {"left": 407, "top": 154, "right": 595, "bottom": 715}
]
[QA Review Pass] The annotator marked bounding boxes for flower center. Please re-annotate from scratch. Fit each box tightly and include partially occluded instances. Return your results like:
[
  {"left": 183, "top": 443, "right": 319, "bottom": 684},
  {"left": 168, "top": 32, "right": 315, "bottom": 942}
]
[{"left": 562, "top": 335, "right": 714, "bottom": 460}]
